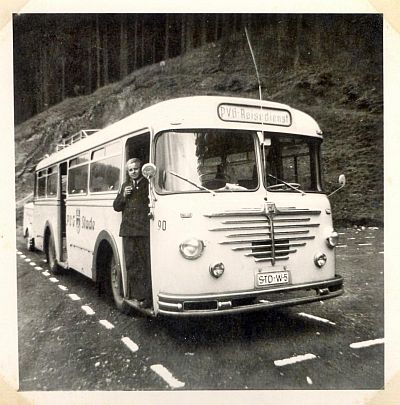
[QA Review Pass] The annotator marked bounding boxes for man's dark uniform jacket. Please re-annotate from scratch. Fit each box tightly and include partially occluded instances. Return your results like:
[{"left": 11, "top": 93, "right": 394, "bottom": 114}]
[{"left": 113, "top": 177, "right": 149, "bottom": 236}]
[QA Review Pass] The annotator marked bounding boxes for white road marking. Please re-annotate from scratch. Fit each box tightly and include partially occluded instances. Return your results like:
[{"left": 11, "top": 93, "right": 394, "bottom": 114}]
[
  {"left": 49, "top": 277, "right": 59, "bottom": 283},
  {"left": 68, "top": 294, "right": 81, "bottom": 301},
  {"left": 274, "top": 353, "right": 316, "bottom": 367},
  {"left": 298, "top": 312, "right": 336, "bottom": 326},
  {"left": 34, "top": 266, "right": 43, "bottom": 271},
  {"left": 121, "top": 337, "right": 139, "bottom": 352},
  {"left": 24, "top": 258, "right": 31, "bottom": 262},
  {"left": 16, "top": 251, "right": 22, "bottom": 255},
  {"left": 58, "top": 285, "right": 68, "bottom": 291},
  {"left": 379, "top": 251, "right": 384, "bottom": 254},
  {"left": 338, "top": 232, "right": 345, "bottom": 235},
  {"left": 29, "top": 262, "right": 36, "bottom": 266},
  {"left": 306, "top": 376, "right": 313, "bottom": 385},
  {"left": 20, "top": 255, "right": 26, "bottom": 258},
  {"left": 42, "top": 271, "right": 50, "bottom": 277},
  {"left": 365, "top": 236, "right": 375, "bottom": 239},
  {"left": 368, "top": 227, "right": 379, "bottom": 230},
  {"left": 350, "top": 338, "right": 384, "bottom": 349},
  {"left": 99, "top": 320, "right": 114, "bottom": 330},
  {"left": 358, "top": 243, "right": 372, "bottom": 246},
  {"left": 82, "top": 305, "right": 95, "bottom": 315},
  {"left": 150, "top": 364, "right": 185, "bottom": 389},
  {"left": 42, "top": 259, "right": 47, "bottom": 263},
  {"left": 347, "top": 237, "right": 355, "bottom": 240},
  {"left": 336, "top": 245, "right": 347, "bottom": 248}
]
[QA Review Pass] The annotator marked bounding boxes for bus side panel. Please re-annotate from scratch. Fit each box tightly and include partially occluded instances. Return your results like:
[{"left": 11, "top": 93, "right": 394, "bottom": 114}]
[
  {"left": 32, "top": 200, "right": 60, "bottom": 255},
  {"left": 66, "top": 197, "right": 122, "bottom": 280}
]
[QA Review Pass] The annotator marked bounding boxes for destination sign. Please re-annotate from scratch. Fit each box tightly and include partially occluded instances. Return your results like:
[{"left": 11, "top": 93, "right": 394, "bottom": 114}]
[{"left": 218, "top": 104, "right": 291, "bottom": 126}]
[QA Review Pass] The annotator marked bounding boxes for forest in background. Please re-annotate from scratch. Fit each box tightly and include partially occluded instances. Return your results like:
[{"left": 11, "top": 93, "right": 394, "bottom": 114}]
[
  {"left": 13, "top": 14, "right": 381, "bottom": 125},
  {"left": 14, "top": 13, "right": 383, "bottom": 225}
]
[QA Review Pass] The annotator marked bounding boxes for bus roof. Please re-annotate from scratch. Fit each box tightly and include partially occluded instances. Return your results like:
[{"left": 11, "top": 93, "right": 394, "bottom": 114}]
[{"left": 36, "top": 95, "right": 322, "bottom": 171}]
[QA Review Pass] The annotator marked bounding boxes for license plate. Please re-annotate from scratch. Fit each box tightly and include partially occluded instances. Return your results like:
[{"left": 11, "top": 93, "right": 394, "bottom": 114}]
[{"left": 256, "top": 271, "right": 289, "bottom": 287}]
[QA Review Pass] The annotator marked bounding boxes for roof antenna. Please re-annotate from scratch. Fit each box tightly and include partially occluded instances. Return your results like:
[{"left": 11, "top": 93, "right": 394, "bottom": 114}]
[{"left": 245, "top": 26, "right": 263, "bottom": 101}]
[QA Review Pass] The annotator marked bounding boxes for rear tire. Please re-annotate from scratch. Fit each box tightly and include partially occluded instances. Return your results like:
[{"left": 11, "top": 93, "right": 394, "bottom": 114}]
[
  {"left": 47, "top": 233, "right": 61, "bottom": 274},
  {"left": 25, "top": 230, "right": 35, "bottom": 251},
  {"left": 109, "top": 253, "right": 131, "bottom": 314}
]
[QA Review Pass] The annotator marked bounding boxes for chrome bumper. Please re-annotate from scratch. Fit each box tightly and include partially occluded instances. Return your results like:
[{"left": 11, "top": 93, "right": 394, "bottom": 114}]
[{"left": 157, "top": 275, "right": 344, "bottom": 316}]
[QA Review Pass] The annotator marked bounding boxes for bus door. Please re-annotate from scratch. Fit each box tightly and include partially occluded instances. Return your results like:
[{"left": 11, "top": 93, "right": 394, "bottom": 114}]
[
  {"left": 59, "top": 162, "right": 67, "bottom": 262},
  {"left": 123, "top": 131, "right": 151, "bottom": 295}
]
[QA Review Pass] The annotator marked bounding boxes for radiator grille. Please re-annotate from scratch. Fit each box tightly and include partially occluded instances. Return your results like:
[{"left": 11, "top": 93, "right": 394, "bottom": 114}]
[{"left": 205, "top": 206, "right": 321, "bottom": 264}]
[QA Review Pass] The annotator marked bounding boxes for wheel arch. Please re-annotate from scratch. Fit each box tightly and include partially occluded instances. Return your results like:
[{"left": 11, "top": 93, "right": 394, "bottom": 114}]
[{"left": 92, "top": 230, "right": 122, "bottom": 284}]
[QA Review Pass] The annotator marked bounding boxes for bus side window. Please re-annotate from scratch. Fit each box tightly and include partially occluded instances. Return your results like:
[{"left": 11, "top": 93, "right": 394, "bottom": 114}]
[
  {"left": 37, "top": 171, "right": 46, "bottom": 198},
  {"left": 46, "top": 166, "right": 58, "bottom": 197},
  {"left": 68, "top": 165, "right": 88, "bottom": 194},
  {"left": 89, "top": 155, "right": 121, "bottom": 192}
]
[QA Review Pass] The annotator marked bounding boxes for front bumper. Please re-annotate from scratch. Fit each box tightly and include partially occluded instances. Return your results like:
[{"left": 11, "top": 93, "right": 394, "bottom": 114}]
[{"left": 157, "top": 275, "right": 344, "bottom": 316}]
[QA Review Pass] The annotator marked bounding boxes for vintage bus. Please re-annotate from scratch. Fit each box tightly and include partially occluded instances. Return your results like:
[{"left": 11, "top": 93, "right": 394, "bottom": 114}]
[{"left": 24, "top": 96, "right": 345, "bottom": 316}]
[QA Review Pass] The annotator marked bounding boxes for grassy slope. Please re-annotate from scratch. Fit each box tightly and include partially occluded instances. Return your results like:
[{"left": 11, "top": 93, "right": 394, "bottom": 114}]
[{"left": 14, "top": 42, "right": 383, "bottom": 225}]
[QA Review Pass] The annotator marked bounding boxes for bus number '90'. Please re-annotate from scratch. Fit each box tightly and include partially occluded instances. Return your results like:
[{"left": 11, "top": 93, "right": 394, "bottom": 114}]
[{"left": 158, "top": 220, "right": 167, "bottom": 231}]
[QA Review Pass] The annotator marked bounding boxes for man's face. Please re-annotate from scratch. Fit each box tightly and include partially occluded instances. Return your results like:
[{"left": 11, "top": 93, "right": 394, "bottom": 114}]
[{"left": 127, "top": 162, "right": 141, "bottom": 181}]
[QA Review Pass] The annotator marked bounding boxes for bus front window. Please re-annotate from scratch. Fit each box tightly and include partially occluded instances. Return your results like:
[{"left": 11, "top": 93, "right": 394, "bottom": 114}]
[
  {"left": 263, "top": 134, "right": 322, "bottom": 193},
  {"left": 155, "top": 130, "right": 258, "bottom": 193}
]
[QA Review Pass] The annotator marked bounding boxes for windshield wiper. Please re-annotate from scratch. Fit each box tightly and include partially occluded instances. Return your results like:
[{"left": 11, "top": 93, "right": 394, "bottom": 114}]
[
  {"left": 168, "top": 171, "right": 216, "bottom": 196},
  {"left": 267, "top": 174, "right": 305, "bottom": 195}
]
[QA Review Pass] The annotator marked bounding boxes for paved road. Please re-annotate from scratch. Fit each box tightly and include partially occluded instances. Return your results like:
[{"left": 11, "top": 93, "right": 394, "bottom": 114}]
[{"left": 17, "top": 227, "right": 384, "bottom": 391}]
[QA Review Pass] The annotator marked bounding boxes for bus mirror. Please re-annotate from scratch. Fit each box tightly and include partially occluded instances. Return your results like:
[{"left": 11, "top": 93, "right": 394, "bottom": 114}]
[
  {"left": 142, "top": 163, "right": 157, "bottom": 180},
  {"left": 328, "top": 174, "right": 346, "bottom": 197}
]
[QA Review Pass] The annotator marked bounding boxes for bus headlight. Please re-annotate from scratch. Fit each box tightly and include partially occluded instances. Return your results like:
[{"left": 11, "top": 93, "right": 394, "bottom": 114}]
[
  {"left": 209, "top": 262, "right": 225, "bottom": 278},
  {"left": 179, "top": 238, "right": 204, "bottom": 260},
  {"left": 326, "top": 231, "right": 339, "bottom": 248},
  {"left": 314, "top": 252, "right": 327, "bottom": 268}
]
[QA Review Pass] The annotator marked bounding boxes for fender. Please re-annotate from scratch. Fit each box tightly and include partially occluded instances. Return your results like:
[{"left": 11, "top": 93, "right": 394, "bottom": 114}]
[{"left": 92, "top": 230, "right": 122, "bottom": 284}]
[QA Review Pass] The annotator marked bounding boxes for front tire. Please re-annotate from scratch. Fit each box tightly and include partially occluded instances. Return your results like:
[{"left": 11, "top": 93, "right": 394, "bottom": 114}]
[{"left": 109, "top": 253, "right": 131, "bottom": 314}]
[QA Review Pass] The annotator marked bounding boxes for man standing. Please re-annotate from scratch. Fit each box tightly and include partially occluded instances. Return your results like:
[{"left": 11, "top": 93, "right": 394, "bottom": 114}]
[{"left": 113, "top": 158, "right": 152, "bottom": 308}]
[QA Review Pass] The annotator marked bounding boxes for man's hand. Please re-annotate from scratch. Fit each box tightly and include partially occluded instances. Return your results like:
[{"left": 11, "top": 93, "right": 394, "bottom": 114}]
[{"left": 124, "top": 185, "right": 133, "bottom": 197}]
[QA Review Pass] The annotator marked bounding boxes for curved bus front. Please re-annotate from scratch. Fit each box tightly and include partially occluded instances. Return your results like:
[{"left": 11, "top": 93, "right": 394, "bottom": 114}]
[{"left": 149, "top": 128, "right": 343, "bottom": 316}]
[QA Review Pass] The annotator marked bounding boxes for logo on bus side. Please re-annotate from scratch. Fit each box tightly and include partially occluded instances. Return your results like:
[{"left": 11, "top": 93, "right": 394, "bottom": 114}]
[{"left": 66, "top": 208, "right": 95, "bottom": 233}]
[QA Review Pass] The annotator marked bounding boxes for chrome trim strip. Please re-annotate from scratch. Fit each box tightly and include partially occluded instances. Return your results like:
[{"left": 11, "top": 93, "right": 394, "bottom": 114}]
[
  {"left": 232, "top": 242, "right": 306, "bottom": 251},
  {"left": 246, "top": 248, "right": 297, "bottom": 257},
  {"left": 209, "top": 223, "right": 318, "bottom": 232},
  {"left": 158, "top": 301, "right": 183, "bottom": 309},
  {"left": 157, "top": 290, "right": 343, "bottom": 317},
  {"left": 254, "top": 256, "right": 289, "bottom": 262},
  {"left": 274, "top": 223, "right": 320, "bottom": 229},
  {"left": 220, "top": 236, "right": 314, "bottom": 245},
  {"left": 226, "top": 229, "right": 309, "bottom": 238},
  {"left": 204, "top": 209, "right": 321, "bottom": 218}
]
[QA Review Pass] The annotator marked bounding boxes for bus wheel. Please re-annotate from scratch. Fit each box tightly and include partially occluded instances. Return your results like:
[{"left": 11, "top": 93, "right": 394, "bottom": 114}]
[
  {"left": 109, "top": 254, "right": 131, "bottom": 314},
  {"left": 25, "top": 230, "right": 35, "bottom": 251},
  {"left": 47, "top": 234, "right": 61, "bottom": 274}
]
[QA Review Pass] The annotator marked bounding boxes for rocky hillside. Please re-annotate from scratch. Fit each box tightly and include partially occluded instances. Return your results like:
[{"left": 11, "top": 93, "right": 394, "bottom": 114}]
[{"left": 14, "top": 36, "right": 383, "bottom": 226}]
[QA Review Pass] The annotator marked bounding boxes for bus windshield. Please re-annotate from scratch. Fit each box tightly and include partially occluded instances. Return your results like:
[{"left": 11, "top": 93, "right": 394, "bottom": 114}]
[
  {"left": 155, "top": 130, "right": 258, "bottom": 193},
  {"left": 263, "top": 134, "right": 322, "bottom": 193}
]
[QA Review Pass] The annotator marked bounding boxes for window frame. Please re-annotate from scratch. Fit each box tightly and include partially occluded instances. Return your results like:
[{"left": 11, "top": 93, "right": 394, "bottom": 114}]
[
  {"left": 153, "top": 128, "right": 261, "bottom": 195},
  {"left": 89, "top": 141, "right": 122, "bottom": 194}
]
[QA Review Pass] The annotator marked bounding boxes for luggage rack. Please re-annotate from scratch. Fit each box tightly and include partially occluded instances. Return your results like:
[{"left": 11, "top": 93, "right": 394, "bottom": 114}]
[{"left": 56, "top": 129, "right": 99, "bottom": 151}]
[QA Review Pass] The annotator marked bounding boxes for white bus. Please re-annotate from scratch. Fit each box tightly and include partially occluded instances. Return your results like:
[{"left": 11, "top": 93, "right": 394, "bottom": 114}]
[{"left": 24, "top": 96, "right": 344, "bottom": 316}]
